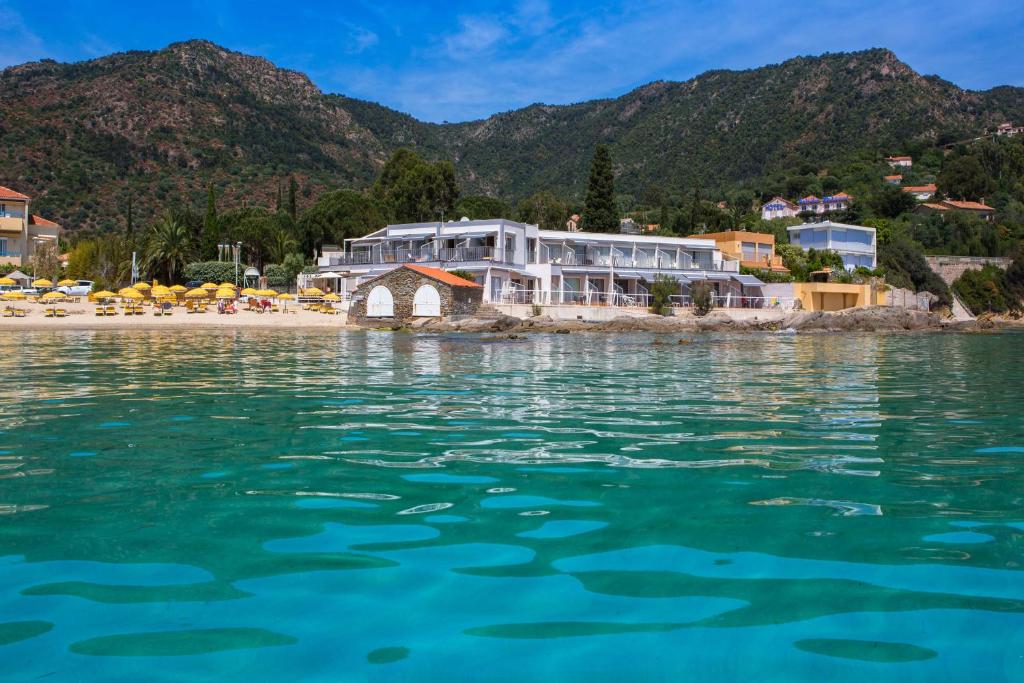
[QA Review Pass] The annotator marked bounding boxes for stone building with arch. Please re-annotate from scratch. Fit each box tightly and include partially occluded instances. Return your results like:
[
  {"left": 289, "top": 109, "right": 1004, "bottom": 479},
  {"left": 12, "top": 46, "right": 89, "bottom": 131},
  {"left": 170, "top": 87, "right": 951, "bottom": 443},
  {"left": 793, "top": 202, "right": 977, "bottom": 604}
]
[{"left": 349, "top": 264, "right": 483, "bottom": 326}]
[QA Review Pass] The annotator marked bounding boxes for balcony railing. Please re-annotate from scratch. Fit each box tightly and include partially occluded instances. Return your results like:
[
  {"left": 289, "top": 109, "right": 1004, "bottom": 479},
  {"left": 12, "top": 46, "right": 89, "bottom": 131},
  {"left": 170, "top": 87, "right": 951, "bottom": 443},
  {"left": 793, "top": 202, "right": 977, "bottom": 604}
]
[{"left": 327, "top": 246, "right": 515, "bottom": 267}]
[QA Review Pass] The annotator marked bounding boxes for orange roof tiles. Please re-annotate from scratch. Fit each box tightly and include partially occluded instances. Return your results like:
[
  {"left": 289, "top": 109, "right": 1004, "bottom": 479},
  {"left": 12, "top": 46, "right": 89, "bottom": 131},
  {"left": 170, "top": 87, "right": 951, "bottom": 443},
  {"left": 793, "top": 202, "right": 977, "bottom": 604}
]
[
  {"left": 0, "top": 186, "right": 30, "bottom": 201},
  {"left": 901, "top": 184, "right": 936, "bottom": 193},
  {"left": 29, "top": 214, "right": 59, "bottom": 227},
  {"left": 920, "top": 203, "right": 948, "bottom": 210},
  {"left": 943, "top": 200, "right": 994, "bottom": 211},
  {"left": 403, "top": 264, "right": 482, "bottom": 287},
  {"left": 886, "top": 156, "right": 912, "bottom": 161}
]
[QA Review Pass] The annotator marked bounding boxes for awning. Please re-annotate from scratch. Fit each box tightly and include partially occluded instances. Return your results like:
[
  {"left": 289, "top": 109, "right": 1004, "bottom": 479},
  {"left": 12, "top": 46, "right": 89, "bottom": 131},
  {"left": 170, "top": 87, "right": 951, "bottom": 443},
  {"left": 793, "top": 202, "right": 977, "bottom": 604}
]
[
  {"left": 612, "top": 270, "right": 643, "bottom": 279},
  {"left": 703, "top": 272, "right": 733, "bottom": 281},
  {"left": 318, "top": 272, "right": 345, "bottom": 279},
  {"left": 446, "top": 231, "right": 497, "bottom": 239},
  {"left": 732, "top": 274, "right": 765, "bottom": 287}
]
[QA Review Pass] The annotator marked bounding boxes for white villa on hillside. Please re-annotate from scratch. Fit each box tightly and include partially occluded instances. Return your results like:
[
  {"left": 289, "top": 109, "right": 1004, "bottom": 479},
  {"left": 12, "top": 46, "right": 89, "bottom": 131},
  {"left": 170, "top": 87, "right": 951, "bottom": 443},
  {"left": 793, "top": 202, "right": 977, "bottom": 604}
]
[
  {"left": 760, "top": 197, "right": 800, "bottom": 220},
  {"left": 311, "top": 218, "right": 764, "bottom": 307},
  {"left": 787, "top": 220, "right": 877, "bottom": 270}
]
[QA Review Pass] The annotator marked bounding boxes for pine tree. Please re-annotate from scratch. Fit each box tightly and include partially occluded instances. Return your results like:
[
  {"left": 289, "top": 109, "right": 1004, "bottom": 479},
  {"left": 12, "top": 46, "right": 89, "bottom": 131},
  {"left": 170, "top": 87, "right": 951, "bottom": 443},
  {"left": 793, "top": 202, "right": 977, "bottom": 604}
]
[
  {"left": 125, "top": 194, "right": 134, "bottom": 242},
  {"left": 288, "top": 176, "right": 298, "bottom": 220},
  {"left": 581, "top": 145, "right": 617, "bottom": 232}
]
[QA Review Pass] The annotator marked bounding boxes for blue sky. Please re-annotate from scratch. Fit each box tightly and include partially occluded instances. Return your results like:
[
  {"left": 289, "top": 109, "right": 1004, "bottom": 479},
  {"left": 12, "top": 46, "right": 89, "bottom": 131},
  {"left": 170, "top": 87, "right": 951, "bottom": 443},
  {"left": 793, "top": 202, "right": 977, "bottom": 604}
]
[{"left": 1, "top": 0, "right": 1022, "bottom": 122}]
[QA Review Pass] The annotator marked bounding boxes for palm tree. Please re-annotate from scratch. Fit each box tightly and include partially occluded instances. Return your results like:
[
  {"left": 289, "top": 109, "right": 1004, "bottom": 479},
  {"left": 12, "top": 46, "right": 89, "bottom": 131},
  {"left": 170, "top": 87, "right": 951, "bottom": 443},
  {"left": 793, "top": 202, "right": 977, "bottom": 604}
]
[
  {"left": 143, "top": 213, "right": 194, "bottom": 284},
  {"left": 267, "top": 227, "right": 299, "bottom": 265}
]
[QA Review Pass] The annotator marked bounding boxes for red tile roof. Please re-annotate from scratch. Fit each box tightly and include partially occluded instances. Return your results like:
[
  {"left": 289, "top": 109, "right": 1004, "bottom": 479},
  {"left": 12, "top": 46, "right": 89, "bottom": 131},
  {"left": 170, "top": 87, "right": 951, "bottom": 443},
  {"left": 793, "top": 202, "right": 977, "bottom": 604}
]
[
  {"left": 884, "top": 174, "right": 902, "bottom": 181},
  {"left": 886, "top": 156, "right": 912, "bottom": 161},
  {"left": 901, "top": 184, "right": 936, "bottom": 193},
  {"left": 403, "top": 264, "right": 482, "bottom": 288},
  {"left": 919, "top": 203, "right": 948, "bottom": 211},
  {"left": 943, "top": 200, "right": 994, "bottom": 211},
  {"left": 0, "top": 186, "right": 30, "bottom": 201},
  {"left": 29, "top": 214, "right": 59, "bottom": 227}
]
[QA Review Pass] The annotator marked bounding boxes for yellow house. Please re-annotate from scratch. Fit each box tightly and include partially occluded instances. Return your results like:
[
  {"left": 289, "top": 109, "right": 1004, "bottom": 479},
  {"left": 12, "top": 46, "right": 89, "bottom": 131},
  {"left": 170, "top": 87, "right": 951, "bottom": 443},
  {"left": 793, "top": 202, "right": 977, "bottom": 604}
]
[
  {"left": 792, "top": 282, "right": 887, "bottom": 311},
  {"left": 0, "top": 186, "right": 61, "bottom": 267},
  {"left": 687, "top": 230, "right": 789, "bottom": 273}
]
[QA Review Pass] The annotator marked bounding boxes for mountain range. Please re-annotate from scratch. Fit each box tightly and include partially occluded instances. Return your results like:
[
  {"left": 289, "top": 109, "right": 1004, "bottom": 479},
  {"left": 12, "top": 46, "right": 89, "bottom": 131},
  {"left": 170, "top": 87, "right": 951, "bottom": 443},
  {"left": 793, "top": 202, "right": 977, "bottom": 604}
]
[{"left": 2, "top": 39, "right": 1023, "bottom": 233}]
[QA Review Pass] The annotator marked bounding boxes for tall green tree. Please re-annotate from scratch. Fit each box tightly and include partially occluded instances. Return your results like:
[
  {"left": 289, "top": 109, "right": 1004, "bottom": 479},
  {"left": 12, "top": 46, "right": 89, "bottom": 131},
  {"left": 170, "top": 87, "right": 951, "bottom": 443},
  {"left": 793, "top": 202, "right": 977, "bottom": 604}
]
[
  {"left": 143, "top": 213, "right": 194, "bottom": 284},
  {"left": 581, "top": 145, "right": 617, "bottom": 232},
  {"left": 288, "top": 176, "right": 298, "bottom": 219},
  {"left": 298, "top": 189, "right": 387, "bottom": 256},
  {"left": 373, "top": 149, "right": 459, "bottom": 223},
  {"left": 454, "top": 195, "right": 510, "bottom": 220},
  {"left": 515, "top": 191, "right": 571, "bottom": 230},
  {"left": 201, "top": 185, "right": 219, "bottom": 260}
]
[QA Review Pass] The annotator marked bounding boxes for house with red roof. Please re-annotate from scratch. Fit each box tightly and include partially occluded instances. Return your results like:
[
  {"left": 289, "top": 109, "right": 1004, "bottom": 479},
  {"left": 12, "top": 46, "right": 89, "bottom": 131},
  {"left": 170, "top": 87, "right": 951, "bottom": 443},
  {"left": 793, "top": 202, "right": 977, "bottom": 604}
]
[
  {"left": 885, "top": 156, "right": 913, "bottom": 168},
  {"left": 915, "top": 199, "right": 995, "bottom": 221},
  {"left": 901, "top": 184, "right": 937, "bottom": 201},
  {"left": 349, "top": 264, "right": 483, "bottom": 326},
  {"left": 797, "top": 192, "right": 853, "bottom": 215},
  {"left": 760, "top": 197, "right": 800, "bottom": 220},
  {"left": 884, "top": 174, "right": 902, "bottom": 185},
  {"left": 0, "top": 186, "right": 62, "bottom": 267}
]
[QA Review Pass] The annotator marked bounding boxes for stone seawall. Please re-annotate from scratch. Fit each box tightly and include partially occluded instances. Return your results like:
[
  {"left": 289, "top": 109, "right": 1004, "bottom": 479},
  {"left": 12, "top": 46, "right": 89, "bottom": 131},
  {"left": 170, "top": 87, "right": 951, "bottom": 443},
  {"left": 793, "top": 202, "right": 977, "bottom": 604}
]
[{"left": 925, "top": 256, "right": 1012, "bottom": 286}]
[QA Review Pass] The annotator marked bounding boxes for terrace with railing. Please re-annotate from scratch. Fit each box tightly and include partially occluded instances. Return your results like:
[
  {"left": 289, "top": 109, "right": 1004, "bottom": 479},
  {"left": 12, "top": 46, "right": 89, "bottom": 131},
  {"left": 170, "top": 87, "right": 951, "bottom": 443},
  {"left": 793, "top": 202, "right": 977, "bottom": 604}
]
[
  {"left": 326, "top": 245, "right": 515, "bottom": 267},
  {"left": 497, "top": 287, "right": 797, "bottom": 310},
  {"left": 538, "top": 244, "right": 737, "bottom": 272}
]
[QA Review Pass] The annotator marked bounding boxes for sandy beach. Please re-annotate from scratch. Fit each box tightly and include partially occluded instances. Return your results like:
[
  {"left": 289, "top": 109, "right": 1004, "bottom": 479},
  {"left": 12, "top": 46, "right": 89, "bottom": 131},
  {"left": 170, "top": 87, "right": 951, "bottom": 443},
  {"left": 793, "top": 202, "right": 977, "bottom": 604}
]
[{"left": 0, "top": 303, "right": 355, "bottom": 331}]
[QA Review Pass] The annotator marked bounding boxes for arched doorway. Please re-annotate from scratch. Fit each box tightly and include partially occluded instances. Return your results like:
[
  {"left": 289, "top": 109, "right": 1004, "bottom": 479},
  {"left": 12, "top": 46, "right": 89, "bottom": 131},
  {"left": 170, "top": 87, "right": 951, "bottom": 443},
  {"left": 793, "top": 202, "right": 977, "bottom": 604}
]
[
  {"left": 412, "top": 284, "right": 441, "bottom": 317},
  {"left": 367, "top": 285, "right": 394, "bottom": 317}
]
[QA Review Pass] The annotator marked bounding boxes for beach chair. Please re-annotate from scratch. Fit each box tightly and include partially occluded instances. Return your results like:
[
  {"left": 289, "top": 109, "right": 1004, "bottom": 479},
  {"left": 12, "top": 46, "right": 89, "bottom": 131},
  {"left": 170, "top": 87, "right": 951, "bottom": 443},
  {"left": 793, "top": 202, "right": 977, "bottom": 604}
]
[
  {"left": 270, "top": 304, "right": 280, "bottom": 313},
  {"left": 185, "top": 300, "right": 195, "bottom": 313},
  {"left": 153, "top": 307, "right": 163, "bottom": 316},
  {"left": 95, "top": 306, "right": 105, "bottom": 316},
  {"left": 105, "top": 306, "right": 117, "bottom": 316},
  {"left": 44, "top": 308, "right": 56, "bottom": 318},
  {"left": 2, "top": 308, "right": 12, "bottom": 318},
  {"left": 162, "top": 305, "right": 172, "bottom": 316},
  {"left": 14, "top": 308, "right": 26, "bottom": 318},
  {"left": 135, "top": 306, "right": 145, "bottom": 316},
  {"left": 56, "top": 309, "right": 67, "bottom": 317},
  {"left": 198, "top": 303, "right": 208, "bottom": 313}
]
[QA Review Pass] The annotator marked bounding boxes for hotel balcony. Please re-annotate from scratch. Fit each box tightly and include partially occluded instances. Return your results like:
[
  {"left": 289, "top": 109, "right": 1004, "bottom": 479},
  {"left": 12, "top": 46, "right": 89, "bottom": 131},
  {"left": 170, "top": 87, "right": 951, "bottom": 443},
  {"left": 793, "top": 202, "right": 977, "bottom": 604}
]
[{"left": 326, "top": 245, "right": 516, "bottom": 267}]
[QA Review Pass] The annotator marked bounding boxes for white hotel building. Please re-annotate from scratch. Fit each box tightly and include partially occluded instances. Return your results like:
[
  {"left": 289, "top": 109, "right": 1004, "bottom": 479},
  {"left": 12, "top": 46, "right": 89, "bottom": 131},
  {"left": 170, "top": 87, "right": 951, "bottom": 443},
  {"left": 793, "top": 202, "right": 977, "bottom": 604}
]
[{"left": 312, "top": 218, "right": 765, "bottom": 306}]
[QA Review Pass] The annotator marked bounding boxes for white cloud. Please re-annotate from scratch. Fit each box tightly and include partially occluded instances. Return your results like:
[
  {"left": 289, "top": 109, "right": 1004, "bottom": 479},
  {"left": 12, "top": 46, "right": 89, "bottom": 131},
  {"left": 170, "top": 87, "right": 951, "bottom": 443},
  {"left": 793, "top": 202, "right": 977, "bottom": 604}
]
[
  {"left": 0, "top": 3, "right": 50, "bottom": 67},
  {"left": 347, "top": 26, "right": 379, "bottom": 54}
]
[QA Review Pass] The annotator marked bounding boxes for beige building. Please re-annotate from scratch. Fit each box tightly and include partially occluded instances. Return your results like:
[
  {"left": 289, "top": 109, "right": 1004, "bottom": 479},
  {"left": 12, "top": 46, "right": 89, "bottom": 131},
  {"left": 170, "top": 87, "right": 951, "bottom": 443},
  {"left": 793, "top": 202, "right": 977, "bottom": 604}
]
[
  {"left": 689, "top": 230, "right": 789, "bottom": 273},
  {"left": 0, "top": 186, "right": 61, "bottom": 267},
  {"left": 791, "top": 282, "right": 886, "bottom": 311}
]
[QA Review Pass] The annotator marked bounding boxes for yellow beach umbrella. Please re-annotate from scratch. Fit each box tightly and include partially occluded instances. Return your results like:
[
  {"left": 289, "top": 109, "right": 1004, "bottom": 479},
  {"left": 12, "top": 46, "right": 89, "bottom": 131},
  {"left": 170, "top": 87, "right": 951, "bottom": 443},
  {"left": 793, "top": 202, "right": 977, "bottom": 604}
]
[
  {"left": 119, "top": 289, "right": 143, "bottom": 300},
  {"left": 215, "top": 288, "right": 236, "bottom": 299},
  {"left": 151, "top": 285, "right": 171, "bottom": 297},
  {"left": 323, "top": 293, "right": 341, "bottom": 302},
  {"left": 302, "top": 287, "right": 324, "bottom": 296},
  {"left": 169, "top": 284, "right": 188, "bottom": 293},
  {"left": 201, "top": 282, "right": 219, "bottom": 291},
  {"left": 41, "top": 291, "right": 64, "bottom": 301},
  {"left": 185, "top": 288, "right": 209, "bottom": 298},
  {"left": 32, "top": 278, "right": 53, "bottom": 288},
  {"left": 93, "top": 290, "right": 117, "bottom": 299},
  {"left": 278, "top": 293, "right": 295, "bottom": 301},
  {"left": 3, "top": 291, "right": 26, "bottom": 300},
  {"left": 218, "top": 282, "right": 237, "bottom": 289},
  {"left": 132, "top": 282, "right": 151, "bottom": 291},
  {"left": 241, "top": 288, "right": 257, "bottom": 296},
  {"left": 57, "top": 279, "right": 76, "bottom": 287},
  {"left": 0, "top": 277, "right": 15, "bottom": 286}
]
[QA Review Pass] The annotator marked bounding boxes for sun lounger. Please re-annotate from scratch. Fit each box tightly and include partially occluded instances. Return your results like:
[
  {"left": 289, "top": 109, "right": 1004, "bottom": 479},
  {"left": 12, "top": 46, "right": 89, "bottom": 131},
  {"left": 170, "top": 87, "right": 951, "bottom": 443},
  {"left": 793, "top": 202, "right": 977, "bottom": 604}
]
[
  {"left": 96, "top": 307, "right": 104, "bottom": 316},
  {"left": 13, "top": 308, "right": 26, "bottom": 318},
  {"left": 105, "top": 306, "right": 117, "bottom": 316},
  {"left": 2, "top": 308, "right": 12, "bottom": 318},
  {"left": 56, "top": 309, "right": 67, "bottom": 317},
  {"left": 44, "top": 308, "right": 56, "bottom": 317}
]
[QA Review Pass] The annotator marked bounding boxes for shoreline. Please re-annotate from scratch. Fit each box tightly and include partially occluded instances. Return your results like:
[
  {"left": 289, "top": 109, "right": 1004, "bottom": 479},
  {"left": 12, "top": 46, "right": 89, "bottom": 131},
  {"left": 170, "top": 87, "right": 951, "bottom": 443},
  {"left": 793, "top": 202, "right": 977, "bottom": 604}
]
[{"left": 1, "top": 304, "right": 1018, "bottom": 335}]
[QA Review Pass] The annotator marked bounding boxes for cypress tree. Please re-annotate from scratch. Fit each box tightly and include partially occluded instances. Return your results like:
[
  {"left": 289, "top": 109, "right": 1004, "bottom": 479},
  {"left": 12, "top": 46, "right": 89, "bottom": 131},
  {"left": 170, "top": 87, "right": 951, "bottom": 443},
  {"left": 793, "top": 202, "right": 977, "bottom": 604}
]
[
  {"left": 125, "top": 194, "right": 134, "bottom": 241},
  {"left": 203, "top": 185, "right": 219, "bottom": 258},
  {"left": 581, "top": 145, "right": 617, "bottom": 232},
  {"left": 288, "top": 176, "right": 298, "bottom": 220}
]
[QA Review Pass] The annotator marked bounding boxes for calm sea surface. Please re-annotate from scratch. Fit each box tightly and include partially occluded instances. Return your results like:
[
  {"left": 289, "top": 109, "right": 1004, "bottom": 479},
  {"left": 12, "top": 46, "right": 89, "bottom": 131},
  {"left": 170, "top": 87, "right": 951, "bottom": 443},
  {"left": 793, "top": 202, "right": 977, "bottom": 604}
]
[{"left": 1, "top": 329, "right": 1023, "bottom": 681}]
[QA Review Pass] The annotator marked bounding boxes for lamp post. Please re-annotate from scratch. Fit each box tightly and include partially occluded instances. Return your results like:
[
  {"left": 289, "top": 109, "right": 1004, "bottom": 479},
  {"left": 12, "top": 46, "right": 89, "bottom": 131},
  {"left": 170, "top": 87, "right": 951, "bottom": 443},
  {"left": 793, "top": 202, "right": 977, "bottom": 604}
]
[{"left": 234, "top": 242, "right": 242, "bottom": 286}]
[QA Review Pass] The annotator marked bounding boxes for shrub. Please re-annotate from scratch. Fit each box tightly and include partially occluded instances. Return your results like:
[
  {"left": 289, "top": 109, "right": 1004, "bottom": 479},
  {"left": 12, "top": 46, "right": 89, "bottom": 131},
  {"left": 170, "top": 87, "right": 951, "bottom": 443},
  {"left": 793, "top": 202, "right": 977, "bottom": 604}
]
[
  {"left": 264, "top": 263, "right": 288, "bottom": 288},
  {"left": 741, "top": 266, "right": 792, "bottom": 283},
  {"left": 691, "top": 282, "right": 714, "bottom": 317},
  {"left": 953, "top": 265, "right": 1015, "bottom": 314},
  {"left": 448, "top": 269, "right": 476, "bottom": 282},
  {"left": 181, "top": 261, "right": 252, "bottom": 284},
  {"left": 649, "top": 274, "right": 676, "bottom": 315}
]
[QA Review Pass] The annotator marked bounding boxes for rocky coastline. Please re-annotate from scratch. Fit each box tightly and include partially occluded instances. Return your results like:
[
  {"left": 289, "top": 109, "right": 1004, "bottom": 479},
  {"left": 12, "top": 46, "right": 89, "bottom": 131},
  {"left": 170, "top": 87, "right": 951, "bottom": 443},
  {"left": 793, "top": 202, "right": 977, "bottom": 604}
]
[{"left": 402, "top": 306, "right": 1000, "bottom": 335}]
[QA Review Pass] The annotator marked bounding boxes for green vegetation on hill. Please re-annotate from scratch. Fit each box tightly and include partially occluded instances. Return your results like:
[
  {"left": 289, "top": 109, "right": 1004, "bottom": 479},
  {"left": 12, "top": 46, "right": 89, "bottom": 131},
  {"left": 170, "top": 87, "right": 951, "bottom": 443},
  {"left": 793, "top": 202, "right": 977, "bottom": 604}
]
[{"left": 3, "top": 41, "right": 1024, "bottom": 235}]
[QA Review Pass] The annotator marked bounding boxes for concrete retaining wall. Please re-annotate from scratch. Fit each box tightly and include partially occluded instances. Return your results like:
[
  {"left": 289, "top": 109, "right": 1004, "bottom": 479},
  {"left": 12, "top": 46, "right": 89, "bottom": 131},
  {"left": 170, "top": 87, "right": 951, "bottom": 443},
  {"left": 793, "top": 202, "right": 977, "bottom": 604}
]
[{"left": 925, "top": 255, "right": 1012, "bottom": 285}]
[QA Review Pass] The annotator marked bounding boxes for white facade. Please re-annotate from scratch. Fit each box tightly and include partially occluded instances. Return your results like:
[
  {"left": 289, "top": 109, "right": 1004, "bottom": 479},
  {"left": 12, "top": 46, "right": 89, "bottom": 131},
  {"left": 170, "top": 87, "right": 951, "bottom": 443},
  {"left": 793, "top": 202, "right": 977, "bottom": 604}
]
[
  {"left": 786, "top": 221, "right": 877, "bottom": 270},
  {"left": 760, "top": 197, "right": 800, "bottom": 220},
  {"left": 314, "top": 218, "right": 762, "bottom": 306}
]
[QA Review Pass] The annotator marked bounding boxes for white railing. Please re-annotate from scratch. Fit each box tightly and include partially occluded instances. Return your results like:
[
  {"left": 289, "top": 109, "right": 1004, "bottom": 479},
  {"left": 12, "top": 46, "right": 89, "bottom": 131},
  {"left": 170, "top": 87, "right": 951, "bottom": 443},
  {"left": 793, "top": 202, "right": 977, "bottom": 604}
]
[{"left": 497, "top": 289, "right": 799, "bottom": 310}]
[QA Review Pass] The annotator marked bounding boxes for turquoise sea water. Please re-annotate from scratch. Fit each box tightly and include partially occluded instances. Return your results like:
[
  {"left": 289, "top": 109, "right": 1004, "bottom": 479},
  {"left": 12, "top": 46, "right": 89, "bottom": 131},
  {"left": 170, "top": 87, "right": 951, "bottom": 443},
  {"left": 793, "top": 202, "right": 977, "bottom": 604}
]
[{"left": 1, "top": 329, "right": 1023, "bottom": 681}]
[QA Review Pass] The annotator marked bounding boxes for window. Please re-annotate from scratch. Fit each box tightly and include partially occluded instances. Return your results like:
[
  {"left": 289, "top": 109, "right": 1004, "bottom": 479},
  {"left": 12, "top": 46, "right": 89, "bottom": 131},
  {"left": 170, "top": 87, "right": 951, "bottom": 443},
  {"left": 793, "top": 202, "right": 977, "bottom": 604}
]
[
  {"left": 526, "top": 238, "right": 537, "bottom": 263},
  {"left": 0, "top": 238, "right": 6, "bottom": 256},
  {"left": 741, "top": 242, "right": 757, "bottom": 261}
]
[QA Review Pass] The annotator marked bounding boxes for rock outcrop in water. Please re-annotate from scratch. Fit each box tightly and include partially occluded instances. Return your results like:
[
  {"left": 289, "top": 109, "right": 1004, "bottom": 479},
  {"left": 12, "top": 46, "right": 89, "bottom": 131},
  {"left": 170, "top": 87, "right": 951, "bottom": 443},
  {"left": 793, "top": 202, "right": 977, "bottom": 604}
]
[{"left": 408, "top": 306, "right": 976, "bottom": 334}]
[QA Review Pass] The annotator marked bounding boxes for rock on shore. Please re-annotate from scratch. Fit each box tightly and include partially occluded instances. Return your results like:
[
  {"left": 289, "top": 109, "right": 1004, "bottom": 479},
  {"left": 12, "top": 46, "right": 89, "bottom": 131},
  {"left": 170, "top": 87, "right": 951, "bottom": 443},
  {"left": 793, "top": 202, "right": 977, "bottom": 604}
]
[{"left": 411, "top": 305, "right": 965, "bottom": 334}]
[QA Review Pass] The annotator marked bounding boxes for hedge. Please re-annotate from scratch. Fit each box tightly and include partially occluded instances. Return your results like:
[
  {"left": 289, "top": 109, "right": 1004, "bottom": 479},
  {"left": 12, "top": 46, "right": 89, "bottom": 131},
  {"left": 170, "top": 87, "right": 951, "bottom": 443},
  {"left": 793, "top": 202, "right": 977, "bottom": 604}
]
[{"left": 181, "top": 261, "right": 253, "bottom": 284}]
